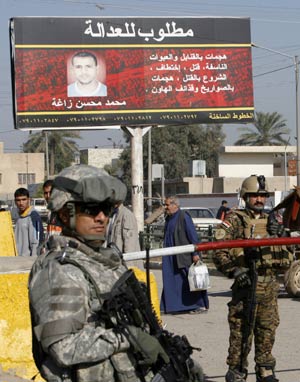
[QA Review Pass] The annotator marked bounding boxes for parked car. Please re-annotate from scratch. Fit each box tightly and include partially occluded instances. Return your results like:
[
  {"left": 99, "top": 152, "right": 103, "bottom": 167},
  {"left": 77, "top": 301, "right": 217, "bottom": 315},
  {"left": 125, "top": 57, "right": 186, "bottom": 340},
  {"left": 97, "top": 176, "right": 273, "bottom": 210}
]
[
  {"left": 31, "top": 198, "right": 48, "bottom": 221},
  {"left": 0, "top": 200, "right": 9, "bottom": 210},
  {"left": 146, "top": 206, "right": 222, "bottom": 249},
  {"left": 181, "top": 207, "right": 222, "bottom": 237}
]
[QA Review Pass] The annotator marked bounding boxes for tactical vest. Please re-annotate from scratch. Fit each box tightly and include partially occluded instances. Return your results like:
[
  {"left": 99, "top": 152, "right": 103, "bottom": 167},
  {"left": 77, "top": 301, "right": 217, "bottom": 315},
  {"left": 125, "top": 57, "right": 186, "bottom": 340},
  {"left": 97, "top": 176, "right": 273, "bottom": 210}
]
[{"left": 234, "top": 210, "right": 293, "bottom": 270}]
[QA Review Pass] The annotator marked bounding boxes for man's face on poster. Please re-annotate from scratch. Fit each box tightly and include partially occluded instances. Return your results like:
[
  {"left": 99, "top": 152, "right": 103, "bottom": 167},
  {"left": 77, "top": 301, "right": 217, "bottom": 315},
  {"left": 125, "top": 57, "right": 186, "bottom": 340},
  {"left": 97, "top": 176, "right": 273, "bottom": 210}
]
[{"left": 72, "top": 56, "right": 99, "bottom": 85}]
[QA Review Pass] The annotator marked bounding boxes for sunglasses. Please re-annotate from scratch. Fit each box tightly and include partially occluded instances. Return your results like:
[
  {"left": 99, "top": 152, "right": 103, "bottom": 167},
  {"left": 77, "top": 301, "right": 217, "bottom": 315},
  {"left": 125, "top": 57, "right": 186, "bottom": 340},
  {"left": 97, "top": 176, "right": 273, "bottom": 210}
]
[{"left": 76, "top": 202, "right": 113, "bottom": 217}]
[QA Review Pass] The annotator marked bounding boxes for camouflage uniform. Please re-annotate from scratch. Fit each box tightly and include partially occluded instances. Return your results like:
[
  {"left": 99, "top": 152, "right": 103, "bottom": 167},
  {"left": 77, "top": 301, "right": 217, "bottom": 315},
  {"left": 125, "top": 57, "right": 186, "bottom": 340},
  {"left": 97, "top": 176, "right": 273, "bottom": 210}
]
[
  {"left": 29, "top": 235, "right": 146, "bottom": 382},
  {"left": 28, "top": 165, "right": 150, "bottom": 382},
  {"left": 213, "top": 208, "right": 293, "bottom": 381},
  {"left": 29, "top": 164, "right": 203, "bottom": 382}
]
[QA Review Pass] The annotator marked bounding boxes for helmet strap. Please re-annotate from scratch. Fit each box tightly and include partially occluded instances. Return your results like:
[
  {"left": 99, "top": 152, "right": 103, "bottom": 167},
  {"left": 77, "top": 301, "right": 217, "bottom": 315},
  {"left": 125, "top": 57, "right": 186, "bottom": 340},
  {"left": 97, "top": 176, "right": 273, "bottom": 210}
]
[{"left": 66, "top": 202, "right": 77, "bottom": 231}]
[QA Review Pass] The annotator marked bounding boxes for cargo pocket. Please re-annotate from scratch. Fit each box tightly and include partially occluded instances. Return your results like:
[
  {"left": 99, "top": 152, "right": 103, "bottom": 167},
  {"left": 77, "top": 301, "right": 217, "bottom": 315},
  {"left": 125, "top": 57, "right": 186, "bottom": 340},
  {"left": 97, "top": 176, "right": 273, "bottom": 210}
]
[
  {"left": 110, "top": 352, "right": 140, "bottom": 382},
  {"left": 76, "top": 359, "right": 114, "bottom": 382}
]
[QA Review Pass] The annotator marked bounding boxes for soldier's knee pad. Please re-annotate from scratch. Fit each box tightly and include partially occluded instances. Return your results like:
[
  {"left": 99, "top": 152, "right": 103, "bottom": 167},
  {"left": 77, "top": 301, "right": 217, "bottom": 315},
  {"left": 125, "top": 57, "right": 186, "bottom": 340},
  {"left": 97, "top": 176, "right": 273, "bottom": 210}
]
[{"left": 225, "top": 368, "right": 247, "bottom": 382}]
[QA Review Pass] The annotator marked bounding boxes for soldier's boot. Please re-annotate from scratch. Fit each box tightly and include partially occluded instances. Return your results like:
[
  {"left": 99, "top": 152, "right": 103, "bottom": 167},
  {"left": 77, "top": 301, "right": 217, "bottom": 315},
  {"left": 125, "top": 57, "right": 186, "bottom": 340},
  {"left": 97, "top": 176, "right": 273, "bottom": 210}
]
[
  {"left": 255, "top": 365, "right": 279, "bottom": 382},
  {"left": 225, "top": 368, "right": 247, "bottom": 382}
]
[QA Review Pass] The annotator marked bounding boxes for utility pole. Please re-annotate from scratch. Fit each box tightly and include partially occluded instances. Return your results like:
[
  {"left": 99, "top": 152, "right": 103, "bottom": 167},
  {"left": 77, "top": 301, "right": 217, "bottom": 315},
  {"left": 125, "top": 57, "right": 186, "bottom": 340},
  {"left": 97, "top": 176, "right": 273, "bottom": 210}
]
[
  {"left": 147, "top": 127, "right": 152, "bottom": 218},
  {"left": 45, "top": 131, "right": 49, "bottom": 179},
  {"left": 122, "top": 125, "right": 151, "bottom": 233},
  {"left": 252, "top": 43, "right": 300, "bottom": 185}
]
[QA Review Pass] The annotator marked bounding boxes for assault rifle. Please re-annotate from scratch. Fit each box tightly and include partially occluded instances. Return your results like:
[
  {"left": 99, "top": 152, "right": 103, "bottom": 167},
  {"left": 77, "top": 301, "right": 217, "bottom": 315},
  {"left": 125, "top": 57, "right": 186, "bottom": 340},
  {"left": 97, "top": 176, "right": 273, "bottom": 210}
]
[
  {"left": 239, "top": 249, "right": 258, "bottom": 374},
  {"left": 102, "top": 269, "right": 202, "bottom": 382}
]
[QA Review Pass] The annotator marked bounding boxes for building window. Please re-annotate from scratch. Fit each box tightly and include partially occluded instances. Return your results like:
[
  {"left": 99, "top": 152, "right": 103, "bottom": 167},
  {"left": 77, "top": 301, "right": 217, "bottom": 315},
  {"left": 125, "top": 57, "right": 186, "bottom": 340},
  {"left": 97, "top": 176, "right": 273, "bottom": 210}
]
[{"left": 18, "top": 173, "right": 36, "bottom": 185}]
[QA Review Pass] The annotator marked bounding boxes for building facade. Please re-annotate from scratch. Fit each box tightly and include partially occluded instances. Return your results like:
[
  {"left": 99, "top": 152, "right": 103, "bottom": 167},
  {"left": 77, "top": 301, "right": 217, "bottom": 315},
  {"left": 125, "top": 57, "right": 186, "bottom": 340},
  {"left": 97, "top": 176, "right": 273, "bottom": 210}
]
[{"left": 0, "top": 142, "right": 45, "bottom": 200}]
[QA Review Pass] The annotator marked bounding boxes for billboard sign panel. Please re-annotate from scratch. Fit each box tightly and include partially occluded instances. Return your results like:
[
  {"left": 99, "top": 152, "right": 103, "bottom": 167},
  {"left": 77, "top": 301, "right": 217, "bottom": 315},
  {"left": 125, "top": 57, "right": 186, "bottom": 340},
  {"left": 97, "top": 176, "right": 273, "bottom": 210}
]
[{"left": 10, "top": 17, "right": 254, "bottom": 130}]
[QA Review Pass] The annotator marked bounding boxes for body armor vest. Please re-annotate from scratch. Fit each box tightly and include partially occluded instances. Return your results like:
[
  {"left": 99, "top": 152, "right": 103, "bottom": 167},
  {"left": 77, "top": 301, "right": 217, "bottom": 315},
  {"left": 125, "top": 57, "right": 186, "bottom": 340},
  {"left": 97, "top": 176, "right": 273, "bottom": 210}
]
[{"left": 235, "top": 211, "right": 293, "bottom": 270}]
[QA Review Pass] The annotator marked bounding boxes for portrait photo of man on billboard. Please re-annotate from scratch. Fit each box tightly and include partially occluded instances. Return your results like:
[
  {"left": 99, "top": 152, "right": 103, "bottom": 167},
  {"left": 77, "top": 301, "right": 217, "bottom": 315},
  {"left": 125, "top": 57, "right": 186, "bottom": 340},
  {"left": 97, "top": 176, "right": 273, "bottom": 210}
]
[{"left": 67, "top": 51, "right": 107, "bottom": 97}]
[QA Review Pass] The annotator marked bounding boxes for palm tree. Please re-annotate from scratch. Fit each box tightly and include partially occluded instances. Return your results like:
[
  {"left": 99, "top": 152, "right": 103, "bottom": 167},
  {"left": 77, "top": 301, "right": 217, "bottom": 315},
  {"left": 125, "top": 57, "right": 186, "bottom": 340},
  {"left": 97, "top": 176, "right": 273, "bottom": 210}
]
[
  {"left": 234, "top": 111, "right": 290, "bottom": 146},
  {"left": 23, "top": 131, "right": 81, "bottom": 175}
]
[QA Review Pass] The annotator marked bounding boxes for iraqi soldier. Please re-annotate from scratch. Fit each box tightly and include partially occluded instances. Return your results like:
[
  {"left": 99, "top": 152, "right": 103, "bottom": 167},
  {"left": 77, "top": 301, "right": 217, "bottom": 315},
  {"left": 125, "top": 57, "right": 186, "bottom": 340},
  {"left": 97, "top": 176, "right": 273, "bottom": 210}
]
[
  {"left": 213, "top": 175, "right": 294, "bottom": 382},
  {"left": 28, "top": 164, "right": 202, "bottom": 382}
]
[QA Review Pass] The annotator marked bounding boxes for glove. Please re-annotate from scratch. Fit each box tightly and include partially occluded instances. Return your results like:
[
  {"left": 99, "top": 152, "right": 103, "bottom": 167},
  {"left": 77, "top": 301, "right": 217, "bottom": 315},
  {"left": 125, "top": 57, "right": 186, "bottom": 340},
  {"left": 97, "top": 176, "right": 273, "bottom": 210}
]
[
  {"left": 126, "top": 326, "right": 169, "bottom": 365},
  {"left": 190, "top": 359, "right": 204, "bottom": 382},
  {"left": 233, "top": 267, "right": 251, "bottom": 288},
  {"left": 267, "top": 214, "right": 284, "bottom": 237}
]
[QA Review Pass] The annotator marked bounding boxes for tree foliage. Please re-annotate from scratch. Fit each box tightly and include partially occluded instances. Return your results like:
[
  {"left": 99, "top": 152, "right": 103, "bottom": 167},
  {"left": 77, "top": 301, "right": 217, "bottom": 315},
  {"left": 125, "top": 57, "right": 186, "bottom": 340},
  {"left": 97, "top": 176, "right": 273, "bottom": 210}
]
[
  {"left": 23, "top": 131, "right": 81, "bottom": 176},
  {"left": 119, "top": 124, "right": 225, "bottom": 188},
  {"left": 234, "top": 111, "right": 290, "bottom": 146}
]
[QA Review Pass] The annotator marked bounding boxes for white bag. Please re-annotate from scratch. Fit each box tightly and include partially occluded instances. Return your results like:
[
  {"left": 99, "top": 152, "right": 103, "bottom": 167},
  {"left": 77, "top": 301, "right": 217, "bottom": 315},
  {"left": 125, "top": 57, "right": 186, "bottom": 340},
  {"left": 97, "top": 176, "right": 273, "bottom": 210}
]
[{"left": 188, "top": 260, "right": 210, "bottom": 291}]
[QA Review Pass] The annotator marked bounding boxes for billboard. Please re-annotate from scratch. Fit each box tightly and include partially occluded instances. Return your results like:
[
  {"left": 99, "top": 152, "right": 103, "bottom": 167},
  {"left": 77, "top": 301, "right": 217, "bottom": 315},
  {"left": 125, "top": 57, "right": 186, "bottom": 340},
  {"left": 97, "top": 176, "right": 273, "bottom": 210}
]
[{"left": 10, "top": 17, "right": 254, "bottom": 130}]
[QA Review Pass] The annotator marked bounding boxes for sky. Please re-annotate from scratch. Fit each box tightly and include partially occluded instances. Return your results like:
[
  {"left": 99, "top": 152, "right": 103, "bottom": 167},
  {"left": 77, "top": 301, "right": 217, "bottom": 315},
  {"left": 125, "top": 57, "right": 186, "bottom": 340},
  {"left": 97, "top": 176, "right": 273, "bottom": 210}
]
[{"left": 1, "top": 0, "right": 300, "bottom": 152}]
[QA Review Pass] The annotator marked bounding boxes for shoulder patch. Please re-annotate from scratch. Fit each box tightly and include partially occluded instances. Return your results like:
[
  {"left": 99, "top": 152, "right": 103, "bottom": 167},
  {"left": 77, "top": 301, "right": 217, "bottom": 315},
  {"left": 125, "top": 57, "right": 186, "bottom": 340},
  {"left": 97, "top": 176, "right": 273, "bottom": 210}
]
[
  {"left": 215, "top": 228, "right": 226, "bottom": 240},
  {"left": 221, "top": 220, "right": 232, "bottom": 229}
]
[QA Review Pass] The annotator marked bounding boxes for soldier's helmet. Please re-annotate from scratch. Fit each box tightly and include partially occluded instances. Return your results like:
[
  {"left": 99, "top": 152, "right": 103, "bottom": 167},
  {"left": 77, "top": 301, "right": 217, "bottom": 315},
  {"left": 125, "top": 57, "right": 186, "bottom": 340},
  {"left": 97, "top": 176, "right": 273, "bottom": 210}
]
[
  {"left": 240, "top": 174, "right": 270, "bottom": 200},
  {"left": 48, "top": 164, "right": 127, "bottom": 212}
]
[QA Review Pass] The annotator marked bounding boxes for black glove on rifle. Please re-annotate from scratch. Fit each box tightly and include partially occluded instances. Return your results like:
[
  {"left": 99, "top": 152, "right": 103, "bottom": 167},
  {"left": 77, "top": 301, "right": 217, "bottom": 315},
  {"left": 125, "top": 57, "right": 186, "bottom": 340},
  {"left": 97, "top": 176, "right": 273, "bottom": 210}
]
[
  {"left": 233, "top": 267, "right": 251, "bottom": 288},
  {"left": 267, "top": 212, "right": 284, "bottom": 237}
]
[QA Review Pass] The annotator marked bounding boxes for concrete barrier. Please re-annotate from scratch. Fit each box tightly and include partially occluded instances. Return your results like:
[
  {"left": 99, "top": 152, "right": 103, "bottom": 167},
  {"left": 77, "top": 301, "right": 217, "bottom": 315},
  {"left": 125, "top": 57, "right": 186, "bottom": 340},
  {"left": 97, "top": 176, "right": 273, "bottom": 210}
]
[
  {"left": 0, "top": 211, "right": 17, "bottom": 257},
  {"left": 0, "top": 257, "right": 40, "bottom": 381},
  {"left": 0, "top": 257, "right": 160, "bottom": 381}
]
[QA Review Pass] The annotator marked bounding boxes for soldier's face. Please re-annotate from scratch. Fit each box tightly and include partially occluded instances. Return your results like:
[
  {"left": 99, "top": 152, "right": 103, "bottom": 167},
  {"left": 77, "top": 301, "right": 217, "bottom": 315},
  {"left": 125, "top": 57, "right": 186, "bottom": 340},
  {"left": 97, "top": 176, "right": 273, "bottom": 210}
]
[
  {"left": 247, "top": 193, "right": 266, "bottom": 211},
  {"left": 74, "top": 203, "right": 110, "bottom": 237}
]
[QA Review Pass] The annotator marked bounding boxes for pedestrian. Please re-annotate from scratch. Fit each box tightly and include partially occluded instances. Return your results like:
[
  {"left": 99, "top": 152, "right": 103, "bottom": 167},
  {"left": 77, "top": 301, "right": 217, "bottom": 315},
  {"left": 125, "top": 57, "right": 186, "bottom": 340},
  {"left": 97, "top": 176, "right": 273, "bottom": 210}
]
[
  {"left": 43, "top": 179, "right": 62, "bottom": 239},
  {"left": 14, "top": 187, "right": 44, "bottom": 256},
  {"left": 106, "top": 200, "right": 142, "bottom": 268},
  {"left": 213, "top": 175, "right": 294, "bottom": 382},
  {"left": 216, "top": 200, "right": 230, "bottom": 220},
  {"left": 160, "top": 195, "right": 209, "bottom": 314},
  {"left": 107, "top": 201, "right": 140, "bottom": 253},
  {"left": 28, "top": 165, "right": 203, "bottom": 382}
]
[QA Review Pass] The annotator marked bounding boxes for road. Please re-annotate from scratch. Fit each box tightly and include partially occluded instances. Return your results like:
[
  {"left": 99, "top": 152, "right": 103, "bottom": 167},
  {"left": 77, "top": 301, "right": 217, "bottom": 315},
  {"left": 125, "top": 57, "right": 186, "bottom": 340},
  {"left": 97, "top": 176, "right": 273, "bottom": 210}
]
[{"left": 150, "top": 267, "right": 300, "bottom": 382}]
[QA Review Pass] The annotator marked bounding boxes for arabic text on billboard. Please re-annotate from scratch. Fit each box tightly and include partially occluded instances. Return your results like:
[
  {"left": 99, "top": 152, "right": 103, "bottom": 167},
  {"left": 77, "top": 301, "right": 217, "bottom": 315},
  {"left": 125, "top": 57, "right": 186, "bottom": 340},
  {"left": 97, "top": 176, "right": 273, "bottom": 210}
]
[{"left": 10, "top": 17, "right": 254, "bottom": 130}]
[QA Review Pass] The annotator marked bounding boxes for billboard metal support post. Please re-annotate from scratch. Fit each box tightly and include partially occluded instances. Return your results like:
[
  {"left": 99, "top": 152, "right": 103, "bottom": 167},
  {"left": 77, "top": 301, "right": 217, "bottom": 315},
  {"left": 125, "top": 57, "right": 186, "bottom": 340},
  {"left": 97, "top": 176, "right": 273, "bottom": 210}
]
[{"left": 122, "top": 125, "right": 151, "bottom": 233}]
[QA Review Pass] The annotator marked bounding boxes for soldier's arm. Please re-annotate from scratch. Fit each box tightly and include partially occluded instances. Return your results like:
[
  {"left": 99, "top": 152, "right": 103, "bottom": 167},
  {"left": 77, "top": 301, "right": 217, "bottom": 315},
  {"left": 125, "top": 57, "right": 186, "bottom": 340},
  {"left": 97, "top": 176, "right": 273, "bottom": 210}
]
[
  {"left": 32, "top": 262, "right": 129, "bottom": 367},
  {"left": 49, "top": 323, "right": 129, "bottom": 366},
  {"left": 213, "top": 214, "right": 244, "bottom": 277}
]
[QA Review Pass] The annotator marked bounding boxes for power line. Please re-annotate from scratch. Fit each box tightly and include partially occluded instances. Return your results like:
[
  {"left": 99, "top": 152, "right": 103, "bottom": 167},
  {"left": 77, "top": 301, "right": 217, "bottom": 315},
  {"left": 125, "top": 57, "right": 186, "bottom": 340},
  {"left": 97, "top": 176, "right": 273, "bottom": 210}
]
[{"left": 253, "top": 63, "right": 295, "bottom": 78}]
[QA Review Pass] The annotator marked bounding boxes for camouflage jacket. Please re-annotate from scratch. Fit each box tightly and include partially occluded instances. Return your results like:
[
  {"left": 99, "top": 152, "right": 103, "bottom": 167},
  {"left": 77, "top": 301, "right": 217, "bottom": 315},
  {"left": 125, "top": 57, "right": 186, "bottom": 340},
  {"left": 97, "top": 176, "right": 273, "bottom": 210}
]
[
  {"left": 213, "top": 208, "right": 294, "bottom": 277},
  {"left": 29, "top": 235, "right": 144, "bottom": 382}
]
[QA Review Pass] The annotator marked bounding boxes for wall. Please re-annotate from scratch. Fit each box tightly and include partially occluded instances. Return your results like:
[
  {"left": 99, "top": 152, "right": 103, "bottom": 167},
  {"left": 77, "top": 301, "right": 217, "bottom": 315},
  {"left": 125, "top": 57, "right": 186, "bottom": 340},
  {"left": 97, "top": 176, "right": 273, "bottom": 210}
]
[
  {"left": 0, "top": 143, "right": 45, "bottom": 200},
  {"left": 182, "top": 177, "right": 214, "bottom": 194},
  {"left": 80, "top": 148, "right": 123, "bottom": 169},
  {"left": 218, "top": 145, "right": 297, "bottom": 179}
]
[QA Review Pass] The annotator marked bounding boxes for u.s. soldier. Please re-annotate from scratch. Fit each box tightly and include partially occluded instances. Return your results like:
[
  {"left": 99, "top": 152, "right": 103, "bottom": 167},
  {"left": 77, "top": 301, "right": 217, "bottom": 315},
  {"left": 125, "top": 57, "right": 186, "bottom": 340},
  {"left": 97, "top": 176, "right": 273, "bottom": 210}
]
[
  {"left": 28, "top": 164, "right": 202, "bottom": 382},
  {"left": 213, "top": 175, "right": 294, "bottom": 382}
]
